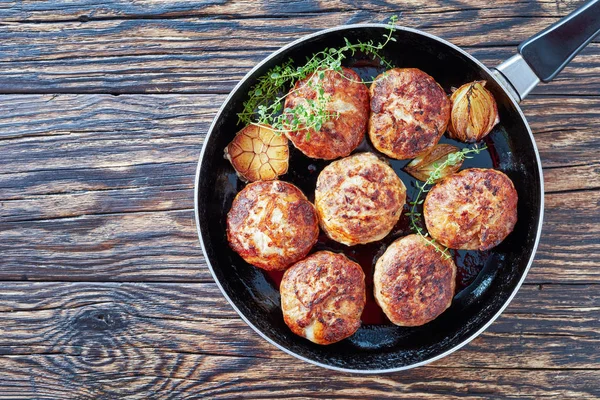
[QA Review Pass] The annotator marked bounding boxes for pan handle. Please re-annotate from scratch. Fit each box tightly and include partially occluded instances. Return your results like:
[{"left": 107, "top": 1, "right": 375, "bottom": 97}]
[{"left": 493, "top": 0, "right": 600, "bottom": 102}]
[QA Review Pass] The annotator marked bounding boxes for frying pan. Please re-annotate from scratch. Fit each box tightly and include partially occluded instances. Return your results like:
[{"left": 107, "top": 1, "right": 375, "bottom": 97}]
[{"left": 195, "top": 0, "right": 600, "bottom": 372}]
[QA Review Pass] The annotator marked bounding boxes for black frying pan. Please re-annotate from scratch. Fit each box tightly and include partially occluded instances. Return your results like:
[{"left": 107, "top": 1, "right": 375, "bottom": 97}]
[{"left": 195, "top": 1, "right": 600, "bottom": 372}]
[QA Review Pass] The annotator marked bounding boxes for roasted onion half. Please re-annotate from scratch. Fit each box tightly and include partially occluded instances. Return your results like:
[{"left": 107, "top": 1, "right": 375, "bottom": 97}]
[{"left": 448, "top": 81, "right": 499, "bottom": 142}]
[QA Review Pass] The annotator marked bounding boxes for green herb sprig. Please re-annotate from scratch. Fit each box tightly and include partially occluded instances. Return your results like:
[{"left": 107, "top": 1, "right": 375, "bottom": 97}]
[
  {"left": 237, "top": 16, "right": 399, "bottom": 135},
  {"left": 406, "top": 144, "right": 487, "bottom": 259}
]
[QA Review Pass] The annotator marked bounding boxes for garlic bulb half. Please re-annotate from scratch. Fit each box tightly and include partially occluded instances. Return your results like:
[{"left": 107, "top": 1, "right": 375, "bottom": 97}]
[
  {"left": 448, "top": 81, "right": 499, "bottom": 142},
  {"left": 224, "top": 124, "right": 289, "bottom": 182}
]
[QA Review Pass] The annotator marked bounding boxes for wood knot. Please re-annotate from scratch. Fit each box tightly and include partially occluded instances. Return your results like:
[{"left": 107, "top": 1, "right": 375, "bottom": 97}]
[{"left": 73, "top": 308, "right": 126, "bottom": 333}]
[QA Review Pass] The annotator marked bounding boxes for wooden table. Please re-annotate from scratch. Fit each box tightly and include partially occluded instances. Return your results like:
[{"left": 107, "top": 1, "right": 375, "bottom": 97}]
[{"left": 1, "top": 1, "right": 598, "bottom": 398}]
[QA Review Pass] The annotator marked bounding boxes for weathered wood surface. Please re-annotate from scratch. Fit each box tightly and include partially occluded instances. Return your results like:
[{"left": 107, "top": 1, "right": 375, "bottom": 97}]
[
  {"left": 0, "top": 0, "right": 589, "bottom": 21},
  {"left": 0, "top": 0, "right": 599, "bottom": 398},
  {"left": 0, "top": 3, "right": 599, "bottom": 94},
  {"left": 0, "top": 282, "right": 598, "bottom": 399}
]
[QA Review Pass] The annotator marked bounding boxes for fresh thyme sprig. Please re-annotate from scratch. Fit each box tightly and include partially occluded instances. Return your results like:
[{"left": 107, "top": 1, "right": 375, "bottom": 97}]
[
  {"left": 237, "top": 16, "right": 399, "bottom": 135},
  {"left": 256, "top": 72, "right": 337, "bottom": 139},
  {"left": 406, "top": 144, "right": 488, "bottom": 259}
]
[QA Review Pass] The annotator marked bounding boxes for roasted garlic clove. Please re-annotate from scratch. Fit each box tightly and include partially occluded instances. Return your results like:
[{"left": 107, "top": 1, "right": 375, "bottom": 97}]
[
  {"left": 405, "top": 144, "right": 463, "bottom": 182},
  {"left": 448, "top": 81, "right": 499, "bottom": 142},
  {"left": 224, "top": 124, "right": 289, "bottom": 182}
]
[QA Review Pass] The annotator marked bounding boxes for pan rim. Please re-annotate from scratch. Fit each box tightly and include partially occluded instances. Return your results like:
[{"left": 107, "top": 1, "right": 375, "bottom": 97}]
[{"left": 193, "top": 23, "right": 545, "bottom": 373}]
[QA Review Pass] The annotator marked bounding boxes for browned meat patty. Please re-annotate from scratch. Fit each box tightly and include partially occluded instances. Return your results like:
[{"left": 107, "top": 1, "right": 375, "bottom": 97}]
[
  {"left": 283, "top": 67, "right": 369, "bottom": 160},
  {"left": 368, "top": 68, "right": 451, "bottom": 159},
  {"left": 373, "top": 234, "right": 456, "bottom": 327},
  {"left": 226, "top": 180, "right": 319, "bottom": 270},
  {"left": 424, "top": 168, "right": 518, "bottom": 251},
  {"left": 314, "top": 152, "right": 406, "bottom": 246},
  {"left": 280, "top": 251, "right": 366, "bottom": 345}
]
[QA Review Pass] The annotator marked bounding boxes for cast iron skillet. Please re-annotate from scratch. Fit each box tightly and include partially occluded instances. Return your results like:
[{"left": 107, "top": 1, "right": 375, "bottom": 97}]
[{"left": 195, "top": 1, "right": 600, "bottom": 372}]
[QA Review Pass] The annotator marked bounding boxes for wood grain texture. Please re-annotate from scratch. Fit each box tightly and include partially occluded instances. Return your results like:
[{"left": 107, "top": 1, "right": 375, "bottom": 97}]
[
  {"left": 0, "top": 282, "right": 598, "bottom": 399},
  {"left": 0, "top": 0, "right": 588, "bottom": 22},
  {"left": 0, "top": 3, "right": 598, "bottom": 94},
  {"left": 2, "top": 357, "right": 597, "bottom": 400}
]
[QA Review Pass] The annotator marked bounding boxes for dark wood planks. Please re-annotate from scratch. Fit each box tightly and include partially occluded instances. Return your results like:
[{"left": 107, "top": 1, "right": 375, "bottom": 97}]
[
  {"left": 2, "top": 356, "right": 597, "bottom": 399},
  {"left": 0, "top": 94, "right": 215, "bottom": 172},
  {"left": 522, "top": 96, "right": 600, "bottom": 169},
  {"left": 0, "top": 0, "right": 586, "bottom": 22},
  {"left": 0, "top": 5, "right": 598, "bottom": 94},
  {"left": 0, "top": 94, "right": 598, "bottom": 283},
  {"left": 0, "top": 282, "right": 598, "bottom": 399}
]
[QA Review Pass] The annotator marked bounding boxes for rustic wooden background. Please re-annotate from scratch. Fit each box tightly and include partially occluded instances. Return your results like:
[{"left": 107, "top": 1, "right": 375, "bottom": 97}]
[{"left": 0, "top": 0, "right": 599, "bottom": 398}]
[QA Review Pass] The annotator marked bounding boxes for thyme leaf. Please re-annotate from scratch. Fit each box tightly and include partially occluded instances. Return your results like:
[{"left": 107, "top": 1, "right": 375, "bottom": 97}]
[{"left": 237, "top": 15, "right": 399, "bottom": 135}]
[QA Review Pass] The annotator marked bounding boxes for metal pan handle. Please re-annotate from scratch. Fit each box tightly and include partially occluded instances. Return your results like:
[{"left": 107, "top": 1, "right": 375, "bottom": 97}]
[{"left": 493, "top": 0, "right": 600, "bottom": 102}]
